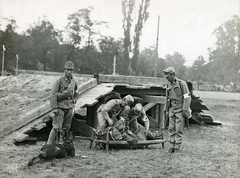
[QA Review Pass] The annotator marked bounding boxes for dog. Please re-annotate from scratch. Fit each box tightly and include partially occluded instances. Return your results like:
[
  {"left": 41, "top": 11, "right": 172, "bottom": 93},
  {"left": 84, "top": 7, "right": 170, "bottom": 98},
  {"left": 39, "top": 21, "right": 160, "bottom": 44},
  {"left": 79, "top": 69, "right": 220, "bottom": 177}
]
[{"left": 28, "top": 141, "right": 75, "bottom": 166}]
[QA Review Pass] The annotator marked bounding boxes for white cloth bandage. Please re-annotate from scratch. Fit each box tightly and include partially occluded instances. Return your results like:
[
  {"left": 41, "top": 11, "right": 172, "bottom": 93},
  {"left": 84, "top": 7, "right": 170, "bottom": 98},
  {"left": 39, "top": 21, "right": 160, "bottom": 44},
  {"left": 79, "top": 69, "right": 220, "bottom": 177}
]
[{"left": 183, "top": 93, "right": 190, "bottom": 99}]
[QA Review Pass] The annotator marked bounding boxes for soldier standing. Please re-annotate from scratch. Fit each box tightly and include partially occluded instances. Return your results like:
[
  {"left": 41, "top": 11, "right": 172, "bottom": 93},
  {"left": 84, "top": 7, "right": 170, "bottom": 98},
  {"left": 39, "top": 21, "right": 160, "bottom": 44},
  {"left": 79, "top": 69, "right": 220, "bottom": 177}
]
[
  {"left": 163, "top": 67, "right": 191, "bottom": 153},
  {"left": 47, "top": 61, "right": 80, "bottom": 144}
]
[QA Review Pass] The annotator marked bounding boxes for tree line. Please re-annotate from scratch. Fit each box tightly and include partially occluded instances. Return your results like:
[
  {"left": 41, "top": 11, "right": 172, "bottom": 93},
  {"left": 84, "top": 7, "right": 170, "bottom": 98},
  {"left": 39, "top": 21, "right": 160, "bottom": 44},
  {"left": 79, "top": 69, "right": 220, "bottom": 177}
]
[{"left": 0, "top": 1, "right": 239, "bottom": 86}]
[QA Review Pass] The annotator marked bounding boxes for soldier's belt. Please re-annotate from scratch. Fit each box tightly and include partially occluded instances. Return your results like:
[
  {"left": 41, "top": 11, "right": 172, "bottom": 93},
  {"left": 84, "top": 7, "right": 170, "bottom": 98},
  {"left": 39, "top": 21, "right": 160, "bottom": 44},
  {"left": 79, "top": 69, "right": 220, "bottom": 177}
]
[
  {"left": 66, "top": 96, "right": 73, "bottom": 100},
  {"left": 171, "top": 100, "right": 180, "bottom": 104}
]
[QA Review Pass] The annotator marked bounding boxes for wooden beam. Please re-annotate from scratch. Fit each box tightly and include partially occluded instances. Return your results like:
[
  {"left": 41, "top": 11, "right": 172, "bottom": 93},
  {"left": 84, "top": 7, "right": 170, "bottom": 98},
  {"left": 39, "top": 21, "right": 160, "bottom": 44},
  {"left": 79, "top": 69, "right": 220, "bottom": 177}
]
[
  {"left": 97, "top": 74, "right": 167, "bottom": 87},
  {"left": 72, "top": 118, "right": 96, "bottom": 137},
  {"left": 155, "top": 104, "right": 160, "bottom": 128},
  {"left": 143, "top": 103, "right": 156, "bottom": 112},
  {"left": 135, "top": 95, "right": 166, "bottom": 104},
  {"left": 14, "top": 134, "right": 29, "bottom": 142},
  {"left": 159, "top": 104, "right": 165, "bottom": 129},
  {"left": 113, "top": 86, "right": 165, "bottom": 96}
]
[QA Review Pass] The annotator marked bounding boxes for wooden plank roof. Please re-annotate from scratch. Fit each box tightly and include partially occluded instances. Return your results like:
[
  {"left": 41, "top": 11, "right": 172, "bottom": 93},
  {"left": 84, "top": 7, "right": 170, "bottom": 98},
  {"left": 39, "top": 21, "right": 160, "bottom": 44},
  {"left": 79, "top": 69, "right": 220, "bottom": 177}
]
[{"left": 75, "top": 83, "right": 116, "bottom": 113}]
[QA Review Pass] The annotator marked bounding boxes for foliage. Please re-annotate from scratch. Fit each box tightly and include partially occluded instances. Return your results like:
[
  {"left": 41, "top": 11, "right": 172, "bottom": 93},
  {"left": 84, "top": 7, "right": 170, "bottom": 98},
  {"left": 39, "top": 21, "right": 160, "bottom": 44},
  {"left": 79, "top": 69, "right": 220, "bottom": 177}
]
[
  {"left": 164, "top": 52, "right": 187, "bottom": 80},
  {"left": 207, "top": 15, "right": 240, "bottom": 84},
  {"left": 121, "top": 0, "right": 150, "bottom": 75},
  {"left": 132, "top": 0, "right": 150, "bottom": 72},
  {"left": 0, "top": 19, "right": 18, "bottom": 71},
  {"left": 0, "top": 10, "right": 239, "bottom": 87}
]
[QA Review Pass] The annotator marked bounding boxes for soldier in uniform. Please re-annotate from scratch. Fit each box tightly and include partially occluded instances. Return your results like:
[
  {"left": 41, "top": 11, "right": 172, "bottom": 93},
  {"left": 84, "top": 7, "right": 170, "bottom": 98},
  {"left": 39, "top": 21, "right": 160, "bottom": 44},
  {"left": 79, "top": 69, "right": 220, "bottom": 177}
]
[
  {"left": 126, "top": 103, "right": 163, "bottom": 140},
  {"left": 163, "top": 67, "right": 191, "bottom": 153},
  {"left": 96, "top": 94, "right": 134, "bottom": 134},
  {"left": 47, "top": 61, "right": 80, "bottom": 144}
]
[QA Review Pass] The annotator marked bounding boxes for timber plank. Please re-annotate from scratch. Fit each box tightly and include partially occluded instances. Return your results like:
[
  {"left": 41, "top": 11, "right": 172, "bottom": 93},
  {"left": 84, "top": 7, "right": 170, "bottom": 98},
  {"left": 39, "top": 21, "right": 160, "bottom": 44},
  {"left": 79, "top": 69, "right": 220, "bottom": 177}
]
[
  {"left": 14, "top": 134, "right": 29, "bottom": 142},
  {"left": 34, "top": 123, "right": 47, "bottom": 131},
  {"left": 72, "top": 118, "right": 96, "bottom": 137},
  {"left": 98, "top": 74, "right": 167, "bottom": 87},
  {"left": 75, "top": 83, "right": 115, "bottom": 112},
  {"left": 143, "top": 103, "right": 156, "bottom": 112},
  {"left": 0, "top": 103, "right": 52, "bottom": 138},
  {"left": 135, "top": 95, "right": 166, "bottom": 104}
]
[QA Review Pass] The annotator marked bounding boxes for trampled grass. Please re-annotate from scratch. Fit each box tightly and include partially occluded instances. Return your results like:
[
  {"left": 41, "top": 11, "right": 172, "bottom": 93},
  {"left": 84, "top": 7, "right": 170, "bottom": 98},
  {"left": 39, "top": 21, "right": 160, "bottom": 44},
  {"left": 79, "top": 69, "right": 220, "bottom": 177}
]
[{"left": 0, "top": 97, "right": 239, "bottom": 178}]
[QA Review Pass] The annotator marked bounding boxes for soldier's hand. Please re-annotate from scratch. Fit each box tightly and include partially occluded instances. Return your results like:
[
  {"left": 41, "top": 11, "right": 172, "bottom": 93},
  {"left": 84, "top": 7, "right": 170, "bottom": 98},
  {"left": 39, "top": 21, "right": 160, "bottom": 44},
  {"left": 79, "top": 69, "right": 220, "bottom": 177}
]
[
  {"left": 182, "top": 110, "right": 188, "bottom": 118},
  {"left": 107, "top": 118, "right": 114, "bottom": 126},
  {"left": 164, "top": 110, "right": 169, "bottom": 118},
  {"left": 53, "top": 108, "right": 59, "bottom": 115}
]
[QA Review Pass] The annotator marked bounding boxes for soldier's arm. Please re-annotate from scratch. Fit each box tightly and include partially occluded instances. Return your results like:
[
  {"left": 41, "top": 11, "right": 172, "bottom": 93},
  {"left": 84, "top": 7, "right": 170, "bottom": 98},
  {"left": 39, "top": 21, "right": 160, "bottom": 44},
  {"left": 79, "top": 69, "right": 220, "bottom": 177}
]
[
  {"left": 50, "top": 79, "right": 60, "bottom": 109},
  {"left": 180, "top": 81, "right": 192, "bottom": 117},
  {"left": 73, "top": 80, "right": 80, "bottom": 104},
  {"left": 139, "top": 110, "right": 149, "bottom": 131}
]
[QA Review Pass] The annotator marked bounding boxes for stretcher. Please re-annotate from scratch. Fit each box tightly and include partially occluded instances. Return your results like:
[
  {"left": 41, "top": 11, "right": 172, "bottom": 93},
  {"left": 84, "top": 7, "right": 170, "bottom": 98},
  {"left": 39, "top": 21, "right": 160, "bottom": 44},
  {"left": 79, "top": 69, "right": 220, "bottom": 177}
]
[
  {"left": 89, "top": 130, "right": 166, "bottom": 152},
  {"left": 73, "top": 116, "right": 166, "bottom": 152}
]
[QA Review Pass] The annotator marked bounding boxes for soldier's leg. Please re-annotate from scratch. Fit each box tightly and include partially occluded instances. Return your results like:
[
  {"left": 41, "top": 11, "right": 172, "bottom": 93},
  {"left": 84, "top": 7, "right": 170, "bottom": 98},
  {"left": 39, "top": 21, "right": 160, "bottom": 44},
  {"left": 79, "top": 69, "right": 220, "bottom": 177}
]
[
  {"left": 47, "top": 110, "right": 64, "bottom": 144},
  {"left": 175, "top": 112, "right": 185, "bottom": 150},
  {"left": 96, "top": 112, "right": 107, "bottom": 133},
  {"left": 168, "top": 112, "right": 176, "bottom": 152},
  {"left": 61, "top": 108, "right": 74, "bottom": 142}
]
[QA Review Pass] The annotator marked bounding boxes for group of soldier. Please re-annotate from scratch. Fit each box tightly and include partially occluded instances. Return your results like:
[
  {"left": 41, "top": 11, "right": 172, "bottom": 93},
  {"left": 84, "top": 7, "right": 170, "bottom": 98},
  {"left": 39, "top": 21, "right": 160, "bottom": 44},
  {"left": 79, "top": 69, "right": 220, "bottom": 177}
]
[
  {"left": 96, "top": 94, "right": 163, "bottom": 144},
  {"left": 46, "top": 61, "right": 192, "bottom": 154}
]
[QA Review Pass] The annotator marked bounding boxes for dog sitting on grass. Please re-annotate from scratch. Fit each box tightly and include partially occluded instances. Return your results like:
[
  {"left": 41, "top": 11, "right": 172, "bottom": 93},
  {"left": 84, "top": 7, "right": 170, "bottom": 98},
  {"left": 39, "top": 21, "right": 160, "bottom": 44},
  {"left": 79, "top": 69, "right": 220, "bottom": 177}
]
[{"left": 27, "top": 140, "right": 75, "bottom": 166}]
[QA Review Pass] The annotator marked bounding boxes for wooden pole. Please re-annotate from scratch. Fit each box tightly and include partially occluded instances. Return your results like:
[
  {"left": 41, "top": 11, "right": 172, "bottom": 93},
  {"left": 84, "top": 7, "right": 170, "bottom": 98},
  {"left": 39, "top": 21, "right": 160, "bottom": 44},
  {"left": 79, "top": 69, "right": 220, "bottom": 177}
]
[
  {"left": 154, "top": 15, "right": 160, "bottom": 77},
  {"left": 16, "top": 54, "right": 19, "bottom": 76},
  {"left": 1, "top": 45, "right": 5, "bottom": 76},
  {"left": 112, "top": 55, "right": 116, "bottom": 75}
]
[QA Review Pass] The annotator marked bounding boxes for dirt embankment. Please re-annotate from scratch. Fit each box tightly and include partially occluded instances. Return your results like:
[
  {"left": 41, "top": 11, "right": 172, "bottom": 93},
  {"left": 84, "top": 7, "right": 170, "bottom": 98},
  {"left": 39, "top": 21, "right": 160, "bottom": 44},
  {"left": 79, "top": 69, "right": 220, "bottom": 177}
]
[{"left": 0, "top": 72, "right": 91, "bottom": 137}]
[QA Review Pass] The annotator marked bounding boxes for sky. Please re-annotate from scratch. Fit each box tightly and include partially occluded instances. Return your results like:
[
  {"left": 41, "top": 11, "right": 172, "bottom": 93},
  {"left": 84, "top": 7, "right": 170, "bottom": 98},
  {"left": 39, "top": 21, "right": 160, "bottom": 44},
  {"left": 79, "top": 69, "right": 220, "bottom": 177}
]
[{"left": 0, "top": 0, "right": 239, "bottom": 66}]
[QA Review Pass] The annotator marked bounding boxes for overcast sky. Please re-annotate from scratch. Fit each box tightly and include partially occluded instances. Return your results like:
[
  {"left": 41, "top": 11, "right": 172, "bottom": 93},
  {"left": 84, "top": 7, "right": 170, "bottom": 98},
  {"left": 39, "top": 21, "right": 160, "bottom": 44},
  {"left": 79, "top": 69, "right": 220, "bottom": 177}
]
[{"left": 0, "top": 0, "right": 239, "bottom": 66}]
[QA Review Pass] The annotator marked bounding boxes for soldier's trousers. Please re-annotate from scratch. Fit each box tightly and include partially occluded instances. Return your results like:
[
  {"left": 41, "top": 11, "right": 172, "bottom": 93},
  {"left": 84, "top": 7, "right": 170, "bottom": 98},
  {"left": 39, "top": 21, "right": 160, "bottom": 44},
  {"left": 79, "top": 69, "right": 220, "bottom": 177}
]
[
  {"left": 47, "top": 108, "right": 73, "bottom": 144},
  {"left": 168, "top": 110, "right": 185, "bottom": 148}
]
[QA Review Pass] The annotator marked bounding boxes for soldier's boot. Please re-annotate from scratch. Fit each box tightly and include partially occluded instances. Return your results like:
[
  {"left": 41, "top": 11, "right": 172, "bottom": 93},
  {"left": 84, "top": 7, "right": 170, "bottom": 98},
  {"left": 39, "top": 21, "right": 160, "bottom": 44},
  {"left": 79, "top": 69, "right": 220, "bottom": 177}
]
[
  {"left": 174, "top": 143, "right": 181, "bottom": 152},
  {"left": 168, "top": 142, "right": 175, "bottom": 153},
  {"left": 47, "top": 128, "right": 58, "bottom": 144},
  {"left": 152, "top": 131, "right": 163, "bottom": 140}
]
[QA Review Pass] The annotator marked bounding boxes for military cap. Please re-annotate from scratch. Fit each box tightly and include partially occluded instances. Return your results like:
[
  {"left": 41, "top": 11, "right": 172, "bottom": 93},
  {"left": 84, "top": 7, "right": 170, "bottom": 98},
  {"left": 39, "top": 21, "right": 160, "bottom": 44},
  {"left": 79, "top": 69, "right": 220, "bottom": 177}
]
[
  {"left": 123, "top": 95, "right": 134, "bottom": 105},
  {"left": 163, "top": 67, "right": 175, "bottom": 77},
  {"left": 65, "top": 61, "right": 74, "bottom": 70},
  {"left": 134, "top": 103, "right": 143, "bottom": 115}
]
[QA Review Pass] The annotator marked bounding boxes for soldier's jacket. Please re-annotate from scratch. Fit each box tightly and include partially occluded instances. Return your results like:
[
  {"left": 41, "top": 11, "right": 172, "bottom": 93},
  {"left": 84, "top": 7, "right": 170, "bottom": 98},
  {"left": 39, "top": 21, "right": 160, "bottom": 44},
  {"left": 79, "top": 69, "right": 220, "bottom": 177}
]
[
  {"left": 97, "top": 99, "right": 123, "bottom": 118},
  {"left": 127, "top": 109, "right": 149, "bottom": 134},
  {"left": 165, "top": 78, "right": 191, "bottom": 117},
  {"left": 50, "top": 75, "right": 80, "bottom": 109}
]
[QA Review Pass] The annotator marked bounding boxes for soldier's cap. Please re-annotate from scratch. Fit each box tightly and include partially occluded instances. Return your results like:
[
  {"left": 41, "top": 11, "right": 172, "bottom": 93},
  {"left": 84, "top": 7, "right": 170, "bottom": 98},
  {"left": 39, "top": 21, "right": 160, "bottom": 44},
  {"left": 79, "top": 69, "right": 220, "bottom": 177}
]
[
  {"left": 163, "top": 67, "right": 175, "bottom": 77},
  {"left": 123, "top": 95, "right": 134, "bottom": 105},
  {"left": 134, "top": 103, "right": 143, "bottom": 115},
  {"left": 65, "top": 61, "right": 74, "bottom": 70}
]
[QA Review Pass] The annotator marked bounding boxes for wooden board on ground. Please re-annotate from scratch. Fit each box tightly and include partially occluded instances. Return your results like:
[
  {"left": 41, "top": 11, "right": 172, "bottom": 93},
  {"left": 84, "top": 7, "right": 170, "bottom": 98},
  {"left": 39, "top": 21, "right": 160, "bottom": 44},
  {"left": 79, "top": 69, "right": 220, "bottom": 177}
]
[
  {"left": 0, "top": 102, "right": 52, "bottom": 138},
  {"left": 72, "top": 118, "right": 96, "bottom": 137}
]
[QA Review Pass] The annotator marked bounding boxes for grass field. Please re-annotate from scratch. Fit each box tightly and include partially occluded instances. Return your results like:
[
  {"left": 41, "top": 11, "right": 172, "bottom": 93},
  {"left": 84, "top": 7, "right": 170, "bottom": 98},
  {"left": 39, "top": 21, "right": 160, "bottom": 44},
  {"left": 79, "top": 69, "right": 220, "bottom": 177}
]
[{"left": 0, "top": 92, "right": 239, "bottom": 178}]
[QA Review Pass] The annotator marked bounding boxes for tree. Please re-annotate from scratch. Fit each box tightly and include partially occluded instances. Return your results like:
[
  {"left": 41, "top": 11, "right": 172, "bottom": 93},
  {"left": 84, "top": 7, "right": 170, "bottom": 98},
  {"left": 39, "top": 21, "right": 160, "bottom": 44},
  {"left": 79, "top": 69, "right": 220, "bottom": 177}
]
[
  {"left": 121, "top": 0, "right": 150, "bottom": 75},
  {"left": 25, "top": 18, "right": 60, "bottom": 71},
  {"left": 98, "top": 37, "right": 124, "bottom": 74},
  {"left": 164, "top": 52, "right": 187, "bottom": 79},
  {"left": 207, "top": 15, "right": 240, "bottom": 84},
  {"left": 0, "top": 19, "right": 18, "bottom": 71},
  {"left": 132, "top": 0, "right": 150, "bottom": 72}
]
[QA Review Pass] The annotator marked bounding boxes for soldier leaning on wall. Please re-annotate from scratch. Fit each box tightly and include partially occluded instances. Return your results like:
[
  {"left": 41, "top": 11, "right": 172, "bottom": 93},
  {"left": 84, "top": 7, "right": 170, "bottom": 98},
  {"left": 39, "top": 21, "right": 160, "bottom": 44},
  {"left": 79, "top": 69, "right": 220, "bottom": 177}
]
[{"left": 163, "top": 67, "right": 192, "bottom": 153}]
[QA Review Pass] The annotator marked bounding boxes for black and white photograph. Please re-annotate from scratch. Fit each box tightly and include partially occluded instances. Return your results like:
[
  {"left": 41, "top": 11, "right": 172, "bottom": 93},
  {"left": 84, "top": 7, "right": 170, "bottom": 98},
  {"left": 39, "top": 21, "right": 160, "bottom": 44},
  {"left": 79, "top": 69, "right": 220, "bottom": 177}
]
[{"left": 0, "top": 0, "right": 239, "bottom": 177}]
